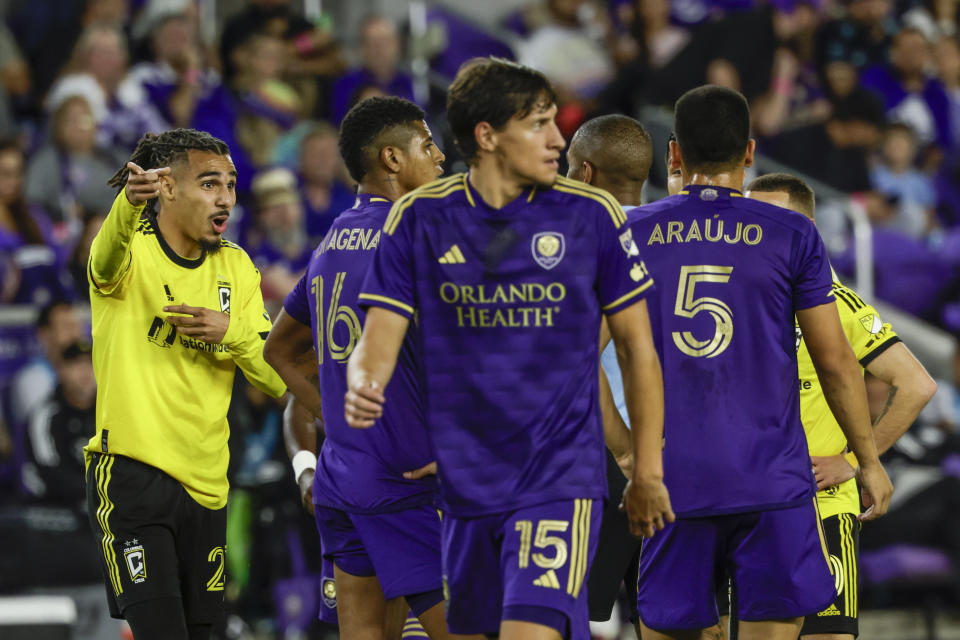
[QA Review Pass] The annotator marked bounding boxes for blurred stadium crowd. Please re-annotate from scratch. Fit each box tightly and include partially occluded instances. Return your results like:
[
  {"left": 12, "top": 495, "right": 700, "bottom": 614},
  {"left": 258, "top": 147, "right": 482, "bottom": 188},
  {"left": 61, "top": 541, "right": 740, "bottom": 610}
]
[{"left": 1, "top": 0, "right": 960, "bottom": 638}]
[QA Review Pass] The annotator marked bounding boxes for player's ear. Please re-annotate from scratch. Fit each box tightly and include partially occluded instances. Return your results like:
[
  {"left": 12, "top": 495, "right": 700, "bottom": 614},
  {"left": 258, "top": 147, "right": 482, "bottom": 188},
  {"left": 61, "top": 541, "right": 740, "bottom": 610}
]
[
  {"left": 581, "top": 161, "right": 594, "bottom": 185},
  {"left": 380, "top": 145, "right": 402, "bottom": 174},
  {"left": 744, "top": 138, "right": 756, "bottom": 168},
  {"left": 474, "top": 121, "right": 496, "bottom": 154},
  {"left": 158, "top": 172, "right": 175, "bottom": 200},
  {"left": 668, "top": 140, "right": 684, "bottom": 174}
]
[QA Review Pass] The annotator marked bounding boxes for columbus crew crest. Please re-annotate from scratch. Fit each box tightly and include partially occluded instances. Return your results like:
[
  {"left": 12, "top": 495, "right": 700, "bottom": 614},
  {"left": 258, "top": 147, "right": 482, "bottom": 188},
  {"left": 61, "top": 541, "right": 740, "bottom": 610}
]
[
  {"left": 124, "top": 544, "right": 147, "bottom": 584},
  {"left": 532, "top": 232, "right": 565, "bottom": 270}
]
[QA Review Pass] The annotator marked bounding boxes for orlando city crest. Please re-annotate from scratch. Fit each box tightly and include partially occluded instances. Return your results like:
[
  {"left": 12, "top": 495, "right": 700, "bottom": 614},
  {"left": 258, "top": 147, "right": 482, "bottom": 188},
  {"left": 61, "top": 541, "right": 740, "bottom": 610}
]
[
  {"left": 532, "top": 232, "right": 565, "bottom": 270},
  {"left": 321, "top": 577, "right": 337, "bottom": 609}
]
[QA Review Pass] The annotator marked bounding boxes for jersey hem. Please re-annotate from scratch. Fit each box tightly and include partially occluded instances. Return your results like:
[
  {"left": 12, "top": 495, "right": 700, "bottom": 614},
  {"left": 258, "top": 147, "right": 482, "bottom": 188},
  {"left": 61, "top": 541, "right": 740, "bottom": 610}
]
[
  {"left": 672, "top": 493, "right": 814, "bottom": 519},
  {"left": 437, "top": 489, "right": 607, "bottom": 518},
  {"left": 312, "top": 491, "right": 435, "bottom": 515}
]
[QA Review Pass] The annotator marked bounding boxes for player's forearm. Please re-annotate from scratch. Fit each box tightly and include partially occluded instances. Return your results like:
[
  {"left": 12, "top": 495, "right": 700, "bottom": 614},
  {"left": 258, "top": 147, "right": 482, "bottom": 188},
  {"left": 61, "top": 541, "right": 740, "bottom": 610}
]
[
  {"left": 283, "top": 395, "right": 319, "bottom": 459},
  {"left": 599, "top": 365, "right": 631, "bottom": 464},
  {"left": 871, "top": 378, "right": 937, "bottom": 454},
  {"left": 89, "top": 191, "right": 143, "bottom": 287},
  {"left": 346, "top": 333, "right": 400, "bottom": 393},
  {"left": 816, "top": 356, "right": 882, "bottom": 468},
  {"left": 619, "top": 341, "right": 665, "bottom": 478}
]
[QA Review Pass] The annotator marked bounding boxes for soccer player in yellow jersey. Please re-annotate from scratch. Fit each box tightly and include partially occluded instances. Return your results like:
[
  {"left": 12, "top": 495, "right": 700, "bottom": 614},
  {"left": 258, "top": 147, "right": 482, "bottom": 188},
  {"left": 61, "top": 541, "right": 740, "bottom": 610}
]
[
  {"left": 746, "top": 173, "right": 937, "bottom": 640},
  {"left": 84, "top": 129, "right": 286, "bottom": 640}
]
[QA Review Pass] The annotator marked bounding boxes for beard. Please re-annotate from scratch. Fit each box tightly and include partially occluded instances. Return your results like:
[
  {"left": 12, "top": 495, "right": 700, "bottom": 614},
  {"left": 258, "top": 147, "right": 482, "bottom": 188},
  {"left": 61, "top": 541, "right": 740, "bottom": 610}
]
[{"left": 200, "top": 237, "right": 222, "bottom": 255}]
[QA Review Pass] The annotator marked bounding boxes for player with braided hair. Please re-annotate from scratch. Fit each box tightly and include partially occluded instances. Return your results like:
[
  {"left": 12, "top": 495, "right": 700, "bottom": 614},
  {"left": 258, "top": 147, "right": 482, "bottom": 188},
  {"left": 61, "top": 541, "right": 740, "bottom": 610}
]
[{"left": 85, "top": 128, "right": 285, "bottom": 640}]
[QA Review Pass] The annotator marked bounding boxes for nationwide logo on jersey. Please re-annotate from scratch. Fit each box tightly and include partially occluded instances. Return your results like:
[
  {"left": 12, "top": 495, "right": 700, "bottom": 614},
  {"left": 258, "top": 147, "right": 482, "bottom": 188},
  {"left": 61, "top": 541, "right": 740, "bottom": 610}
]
[
  {"left": 859, "top": 313, "right": 882, "bottom": 335},
  {"left": 532, "top": 232, "right": 565, "bottom": 270},
  {"left": 619, "top": 228, "right": 640, "bottom": 257},
  {"left": 321, "top": 577, "right": 337, "bottom": 609},
  {"left": 123, "top": 543, "right": 147, "bottom": 584}
]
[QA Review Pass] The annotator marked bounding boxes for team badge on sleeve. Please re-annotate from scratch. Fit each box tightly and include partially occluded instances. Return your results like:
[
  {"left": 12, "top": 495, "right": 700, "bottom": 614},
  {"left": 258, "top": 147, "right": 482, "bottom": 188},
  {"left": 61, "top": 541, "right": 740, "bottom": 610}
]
[
  {"left": 532, "top": 232, "right": 565, "bottom": 270},
  {"left": 859, "top": 313, "right": 882, "bottom": 335}
]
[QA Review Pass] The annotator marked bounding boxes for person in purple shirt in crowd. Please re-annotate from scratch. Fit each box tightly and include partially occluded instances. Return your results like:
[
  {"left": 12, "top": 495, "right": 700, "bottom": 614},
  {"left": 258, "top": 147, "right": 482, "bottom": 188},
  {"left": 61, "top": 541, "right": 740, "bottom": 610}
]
[
  {"left": 623, "top": 85, "right": 893, "bottom": 640},
  {"left": 330, "top": 15, "right": 416, "bottom": 125},
  {"left": 860, "top": 26, "right": 953, "bottom": 150},
  {"left": 344, "top": 57, "right": 665, "bottom": 640},
  {"left": 263, "top": 96, "right": 481, "bottom": 640},
  {"left": 296, "top": 124, "right": 357, "bottom": 243}
]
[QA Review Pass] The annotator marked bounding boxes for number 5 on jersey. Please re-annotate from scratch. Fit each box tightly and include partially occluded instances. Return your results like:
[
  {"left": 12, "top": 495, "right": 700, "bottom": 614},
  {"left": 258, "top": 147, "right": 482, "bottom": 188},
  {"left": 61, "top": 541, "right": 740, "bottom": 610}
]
[
  {"left": 311, "top": 272, "right": 362, "bottom": 363},
  {"left": 672, "top": 265, "right": 734, "bottom": 359}
]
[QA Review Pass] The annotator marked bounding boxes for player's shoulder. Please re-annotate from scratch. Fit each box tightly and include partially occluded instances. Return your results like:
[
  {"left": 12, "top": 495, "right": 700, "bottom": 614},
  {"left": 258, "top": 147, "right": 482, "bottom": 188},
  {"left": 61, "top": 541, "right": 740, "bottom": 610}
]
[
  {"left": 213, "top": 237, "right": 256, "bottom": 272},
  {"left": 733, "top": 196, "right": 818, "bottom": 234},
  {"left": 383, "top": 173, "right": 467, "bottom": 234},
  {"left": 832, "top": 280, "right": 872, "bottom": 318},
  {"left": 548, "top": 176, "right": 627, "bottom": 227}
]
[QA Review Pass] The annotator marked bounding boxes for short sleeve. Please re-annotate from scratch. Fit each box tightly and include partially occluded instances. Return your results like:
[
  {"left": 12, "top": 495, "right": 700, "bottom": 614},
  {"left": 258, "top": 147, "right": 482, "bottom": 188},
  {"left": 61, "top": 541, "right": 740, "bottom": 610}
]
[
  {"left": 283, "top": 272, "right": 311, "bottom": 326},
  {"left": 598, "top": 211, "right": 655, "bottom": 316},
  {"left": 836, "top": 293, "right": 902, "bottom": 366},
  {"left": 358, "top": 202, "right": 416, "bottom": 319},
  {"left": 791, "top": 221, "right": 834, "bottom": 311}
]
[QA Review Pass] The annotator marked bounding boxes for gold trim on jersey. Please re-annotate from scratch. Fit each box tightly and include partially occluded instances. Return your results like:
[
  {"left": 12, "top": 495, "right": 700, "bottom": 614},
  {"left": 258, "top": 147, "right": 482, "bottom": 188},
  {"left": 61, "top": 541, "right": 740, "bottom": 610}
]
[
  {"left": 553, "top": 176, "right": 626, "bottom": 227},
  {"left": 383, "top": 175, "right": 464, "bottom": 235},
  {"left": 357, "top": 293, "right": 415, "bottom": 316},
  {"left": 602, "top": 280, "right": 654, "bottom": 312},
  {"left": 94, "top": 455, "right": 123, "bottom": 596},
  {"left": 567, "top": 498, "right": 592, "bottom": 597}
]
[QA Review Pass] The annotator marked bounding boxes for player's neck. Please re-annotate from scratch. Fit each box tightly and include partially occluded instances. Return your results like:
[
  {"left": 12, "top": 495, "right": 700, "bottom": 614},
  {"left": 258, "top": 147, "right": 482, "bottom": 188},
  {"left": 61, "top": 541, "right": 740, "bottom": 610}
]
[
  {"left": 357, "top": 173, "right": 404, "bottom": 202},
  {"left": 684, "top": 168, "right": 745, "bottom": 192},
  {"left": 467, "top": 163, "right": 528, "bottom": 209},
  {"left": 155, "top": 210, "right": 203, "bottom": 260}
]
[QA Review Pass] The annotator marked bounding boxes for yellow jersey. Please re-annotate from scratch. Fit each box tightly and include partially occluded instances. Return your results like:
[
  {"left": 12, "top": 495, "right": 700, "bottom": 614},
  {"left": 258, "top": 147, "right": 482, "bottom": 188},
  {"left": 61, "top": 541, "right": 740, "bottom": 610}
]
[
  {"left": 796, "top": 278, "right": 900, "bottom": 518},
  {"left": 85, "top": 192, "right": 286, "bottom": 509}
]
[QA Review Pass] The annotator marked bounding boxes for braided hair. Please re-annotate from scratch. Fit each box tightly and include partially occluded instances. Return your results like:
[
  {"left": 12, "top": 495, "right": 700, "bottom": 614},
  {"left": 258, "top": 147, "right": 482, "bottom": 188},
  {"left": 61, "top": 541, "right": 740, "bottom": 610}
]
[{"left": 107, "top": 129, "right": 230, "bottom": 217}]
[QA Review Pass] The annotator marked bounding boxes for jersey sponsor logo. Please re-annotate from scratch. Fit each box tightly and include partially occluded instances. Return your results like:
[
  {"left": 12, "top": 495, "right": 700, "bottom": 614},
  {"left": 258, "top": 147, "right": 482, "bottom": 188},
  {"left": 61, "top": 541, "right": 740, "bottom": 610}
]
[
  {"left": 532, "top": 232, "right": 565, "bottom": 269},
  {"left": 647, "top": 220, "right": 763, "bottom": 246},
  {"left": 438, "top": 245, "right": 466, "bottom": 264},
  {"left": 629, "top": 261, "right": 649, "bottom": 282},
  {"left": 123, "top": 542, "right": 147, "bottom": 584},
  {"left": 219, "top": 286, "right": 231, "bottom": 313},
  {"left": 179, "top": 336, "right": 229, "bottom": 353},
  {"left": 619, "top": 228, "right": 640, "bottom": 256},
  {"left": 321, "top": 577, "right": 337, "bottom": 609},
  {"left": 438, "top": 281, "right": 566, "bottom": 328},
  {"left": 147, "top": 316, "right": 177, "bottom": 348}
]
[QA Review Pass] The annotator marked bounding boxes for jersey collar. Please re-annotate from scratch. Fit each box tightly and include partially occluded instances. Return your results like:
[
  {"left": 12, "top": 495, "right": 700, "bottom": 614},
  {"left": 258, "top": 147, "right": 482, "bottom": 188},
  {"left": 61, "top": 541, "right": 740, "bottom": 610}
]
[
  {"left": 149, "top": 217, "right": 205, "bottom": 269},
  {"left": 464, "top": 171, "right": 538, "bottom": 216},
  {"left": 678, "top": 185, "right": 744, "bottom": 201},
  {"left": 354, "top": 193, "right": 392, "bottom": 208}
]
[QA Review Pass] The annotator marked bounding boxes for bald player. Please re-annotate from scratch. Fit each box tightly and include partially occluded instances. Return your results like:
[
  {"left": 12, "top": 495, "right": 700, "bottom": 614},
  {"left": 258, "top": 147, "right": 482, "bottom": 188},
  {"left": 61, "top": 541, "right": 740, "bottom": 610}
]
[
  {"left": 745, "top": 173, "right": 936, "bottom": 640},
  {"left": 566, "top": 114, "right": 653, "bottom": 635}
]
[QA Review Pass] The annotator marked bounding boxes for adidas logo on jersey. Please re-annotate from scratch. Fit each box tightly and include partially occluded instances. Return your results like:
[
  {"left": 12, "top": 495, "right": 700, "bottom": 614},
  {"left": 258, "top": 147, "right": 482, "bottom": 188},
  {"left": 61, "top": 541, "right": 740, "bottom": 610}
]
[
  {"left": 438, "top": 245, "right": 466, "bottom": 264},
  {"left": 533, "top": 569, "right": 561, "bottom": 589},
  {"left": 818, "top": 604, "right": 842, "bottom": 616}
]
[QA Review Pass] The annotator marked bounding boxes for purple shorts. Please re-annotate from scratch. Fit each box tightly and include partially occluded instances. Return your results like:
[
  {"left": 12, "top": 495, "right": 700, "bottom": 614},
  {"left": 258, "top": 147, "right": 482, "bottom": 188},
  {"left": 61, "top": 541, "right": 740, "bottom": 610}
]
[
  {"left": 637, "top": 499, "right": 835, "bottom": 630},
  {"left": 443, "top": 498, "right": 601, "bottom": 638},
  {"left": 314, "top": 504, "right": 442, "bottom": 600}
]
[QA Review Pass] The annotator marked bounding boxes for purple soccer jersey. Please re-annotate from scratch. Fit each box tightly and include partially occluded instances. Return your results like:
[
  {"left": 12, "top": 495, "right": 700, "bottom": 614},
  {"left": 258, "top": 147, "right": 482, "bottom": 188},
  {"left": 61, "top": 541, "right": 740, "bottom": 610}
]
[
  {"left": 284, "top": 194, "right": 436, "bottom": 513},
  {"left": 359, "top": 173, "right": 654, "bottom": 517},
  {"left": 627, "top": 185, "right": 835, "bottom": 517}
]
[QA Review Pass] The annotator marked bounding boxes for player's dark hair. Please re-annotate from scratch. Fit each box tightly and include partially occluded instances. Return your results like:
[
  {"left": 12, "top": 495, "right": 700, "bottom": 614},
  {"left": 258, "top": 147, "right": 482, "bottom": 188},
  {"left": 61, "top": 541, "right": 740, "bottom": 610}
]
[
  {"left": 0, "top": 139, "right": 44, "bottom": 245},
  {"left": 446, "top": 57, "right": 557, "bottom": 163},
  {"left": 338, "top": 97, "right": 426, "bottom": 183},
  {"left": 569, "top": 115, "right": 653, "bottom": 186},
  {"left": 674, "top": 85, "right": 751, "bottom": 174},
  {"left": 746, "top": 173, "right": 816, "bottom": 220},
  {"left": 107, "top": 129, "right": 230, "bottom": 217},
  {"left": 36, "top": 299, "right": 72, "bottom": 329}
]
